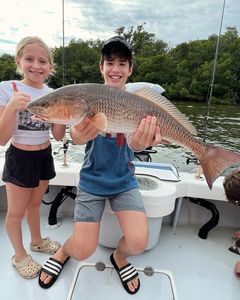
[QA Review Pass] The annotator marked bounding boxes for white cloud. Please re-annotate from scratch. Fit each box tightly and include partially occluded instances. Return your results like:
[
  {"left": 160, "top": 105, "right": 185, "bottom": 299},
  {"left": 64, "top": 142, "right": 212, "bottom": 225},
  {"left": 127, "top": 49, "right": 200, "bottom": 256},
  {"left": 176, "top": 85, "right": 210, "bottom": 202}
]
[{"left": 0, "top": 0, "right": 239, "bottom": 54}]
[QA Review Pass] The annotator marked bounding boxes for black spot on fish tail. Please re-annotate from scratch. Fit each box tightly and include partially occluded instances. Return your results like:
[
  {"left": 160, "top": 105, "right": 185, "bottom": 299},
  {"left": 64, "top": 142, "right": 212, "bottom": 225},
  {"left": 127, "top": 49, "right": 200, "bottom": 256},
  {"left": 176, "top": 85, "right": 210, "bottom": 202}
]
[{"left": 199, "top": 145, "right": 240, "bottom": 189}]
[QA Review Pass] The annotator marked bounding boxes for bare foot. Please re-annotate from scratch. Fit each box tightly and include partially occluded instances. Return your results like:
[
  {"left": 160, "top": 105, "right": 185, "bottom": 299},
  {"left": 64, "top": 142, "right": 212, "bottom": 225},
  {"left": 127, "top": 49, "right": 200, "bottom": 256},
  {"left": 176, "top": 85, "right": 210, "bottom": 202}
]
[
  {"left": 39, "top": 247, "right": 68, "bottom": 285},
  {"left": 113, "top": 250, "right": 139, "bottom": 293},
  {"left": 14, "top": 253, "right": 29, "bottom": 263}
]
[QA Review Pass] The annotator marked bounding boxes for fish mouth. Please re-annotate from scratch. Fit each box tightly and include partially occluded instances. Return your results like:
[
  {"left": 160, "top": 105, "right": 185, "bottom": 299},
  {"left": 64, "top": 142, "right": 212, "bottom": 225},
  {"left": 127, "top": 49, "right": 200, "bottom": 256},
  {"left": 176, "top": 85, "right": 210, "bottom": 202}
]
[
  {"left": 31, "top": 112, "right": 72, "bottom": 125},
  {"left": 30, "top": 113, "right": 50, "bottom": 122}
]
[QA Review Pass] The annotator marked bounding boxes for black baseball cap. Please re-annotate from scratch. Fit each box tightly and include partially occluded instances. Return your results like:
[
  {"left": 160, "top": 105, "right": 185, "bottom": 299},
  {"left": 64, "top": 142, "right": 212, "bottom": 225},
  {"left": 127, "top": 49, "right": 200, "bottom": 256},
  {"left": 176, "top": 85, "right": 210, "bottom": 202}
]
[{"left": 101, "top": 36, "right": 132, "bottom": 58}]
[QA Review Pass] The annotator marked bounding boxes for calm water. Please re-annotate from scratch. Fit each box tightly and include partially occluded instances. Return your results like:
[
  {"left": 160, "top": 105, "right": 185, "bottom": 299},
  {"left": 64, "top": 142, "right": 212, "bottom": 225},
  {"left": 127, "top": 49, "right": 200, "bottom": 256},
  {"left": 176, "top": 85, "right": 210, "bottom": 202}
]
[{"left": 1, "top": 102, "right": 240, "bottom": 173}]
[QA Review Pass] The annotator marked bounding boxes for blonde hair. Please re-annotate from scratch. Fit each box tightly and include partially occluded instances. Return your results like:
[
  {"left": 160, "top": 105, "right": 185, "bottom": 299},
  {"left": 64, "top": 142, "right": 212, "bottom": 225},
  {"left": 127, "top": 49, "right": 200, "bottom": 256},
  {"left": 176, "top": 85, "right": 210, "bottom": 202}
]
[{"left": 15, "top": 36, "right": 54, "bottom": 75}]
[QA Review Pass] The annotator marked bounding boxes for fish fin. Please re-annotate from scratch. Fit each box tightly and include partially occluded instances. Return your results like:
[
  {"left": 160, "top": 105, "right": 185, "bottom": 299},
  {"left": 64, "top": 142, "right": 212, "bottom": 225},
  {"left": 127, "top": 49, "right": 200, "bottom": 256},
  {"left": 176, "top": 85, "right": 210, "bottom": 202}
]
[
  {"left": 199, "top": 145, "right": 240, "bottom": 189},
  {"left": 31, "top": 115, "right": 49, "bottom": 122},
  {"left": 161, "top": 138, "right": 172, "bottom": 144},
  {"left": 131, "top": 88, "right": 197, "bottom": 135},
  {"left": 89, "top": 112, "right": 108, "bottom": 131},
  {"left": 68, "top": 117, "right": 84, "bottom": 127}
]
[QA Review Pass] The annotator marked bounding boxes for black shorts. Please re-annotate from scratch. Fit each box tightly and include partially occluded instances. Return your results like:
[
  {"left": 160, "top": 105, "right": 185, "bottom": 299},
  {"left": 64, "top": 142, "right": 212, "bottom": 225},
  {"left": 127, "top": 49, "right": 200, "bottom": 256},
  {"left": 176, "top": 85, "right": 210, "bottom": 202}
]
[{"left": 2, "top": 144, "right": 56, "bottom": 188}]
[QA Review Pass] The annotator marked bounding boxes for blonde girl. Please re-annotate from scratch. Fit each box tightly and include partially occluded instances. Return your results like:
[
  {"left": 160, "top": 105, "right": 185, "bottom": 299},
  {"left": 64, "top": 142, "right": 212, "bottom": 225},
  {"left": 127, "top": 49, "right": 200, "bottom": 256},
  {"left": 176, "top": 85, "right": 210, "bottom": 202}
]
[{"left": 0, "top": 36, "right": 66, "bottom": 279}]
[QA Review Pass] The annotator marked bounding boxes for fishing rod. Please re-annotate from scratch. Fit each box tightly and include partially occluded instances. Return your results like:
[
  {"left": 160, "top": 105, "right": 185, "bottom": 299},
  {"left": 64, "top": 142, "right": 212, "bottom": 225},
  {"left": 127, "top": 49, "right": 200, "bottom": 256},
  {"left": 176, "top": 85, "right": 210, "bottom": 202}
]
[
  {"left": 202, "top": 0, "right": 226, "bottom": 143},
  {"left": 194, "top": 0, "right": 226, "bottom": 180},
  {"left": 189, "top": 0, "right": 226, "bottom": 229},
  {"left": 62, "top": 0, "right": 65, "bottom": 87},
  {"left": 61, "top": 0, "right": 69, "bottom": 167}
]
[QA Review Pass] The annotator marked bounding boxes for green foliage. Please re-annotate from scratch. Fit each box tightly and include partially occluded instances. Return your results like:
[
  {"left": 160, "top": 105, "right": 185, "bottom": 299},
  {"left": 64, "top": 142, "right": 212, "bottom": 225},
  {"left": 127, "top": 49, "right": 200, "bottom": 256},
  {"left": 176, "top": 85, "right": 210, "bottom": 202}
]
[
  {"left": 0, "top": 25, "right": 239, "bottom": 105},
  {"left": 166, "top": 27, "right": 240, "bottom": 104},
  {"left": 50, "top": 39, "right": 101, "bottom": 88},
  {"left": 0, "top": 54, "right": 20, "bottom": 81}
]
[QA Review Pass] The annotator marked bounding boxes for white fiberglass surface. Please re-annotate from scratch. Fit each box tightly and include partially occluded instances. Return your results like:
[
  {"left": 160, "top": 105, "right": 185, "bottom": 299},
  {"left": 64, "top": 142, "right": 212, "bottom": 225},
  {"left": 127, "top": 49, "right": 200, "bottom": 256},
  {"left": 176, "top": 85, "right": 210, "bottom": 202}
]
[{"left": 0, "top": 211, "right": 239, "bottom": 300}]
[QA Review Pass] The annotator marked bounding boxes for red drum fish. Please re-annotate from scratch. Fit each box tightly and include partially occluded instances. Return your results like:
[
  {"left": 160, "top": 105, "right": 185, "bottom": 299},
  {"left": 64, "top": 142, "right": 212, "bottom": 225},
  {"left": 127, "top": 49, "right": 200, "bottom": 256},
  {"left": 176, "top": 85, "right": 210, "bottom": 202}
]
[{"left": 26, "top": 83, "right": 240, "bottom": 189}]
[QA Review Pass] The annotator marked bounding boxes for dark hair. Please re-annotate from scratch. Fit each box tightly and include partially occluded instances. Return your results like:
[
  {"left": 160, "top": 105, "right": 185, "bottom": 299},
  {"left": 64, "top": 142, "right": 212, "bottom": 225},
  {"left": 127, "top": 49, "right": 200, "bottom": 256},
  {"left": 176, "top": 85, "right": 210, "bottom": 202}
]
[
  {"left": 223, "top": 170, "right": 240, "bottom": 205},
  {"left": 100, "top": 36, "right": 132, "bottom": 67}
]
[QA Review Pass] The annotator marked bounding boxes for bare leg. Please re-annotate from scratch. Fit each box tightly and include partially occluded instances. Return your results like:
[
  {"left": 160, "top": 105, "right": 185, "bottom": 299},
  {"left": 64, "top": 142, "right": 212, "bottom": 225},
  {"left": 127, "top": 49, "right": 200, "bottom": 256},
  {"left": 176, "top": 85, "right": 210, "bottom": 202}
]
[
  {"left": 39, "top": 221, "right": 100, "bottom": 285},
  {"left": 114, "top": 210, "right": 148, "bottom": 293},
  {"left": 5, "top": 183, "right": 32, "bottom": 262},
  {"left": 25, "top": 180, "right": 49, "bottom": 245}
]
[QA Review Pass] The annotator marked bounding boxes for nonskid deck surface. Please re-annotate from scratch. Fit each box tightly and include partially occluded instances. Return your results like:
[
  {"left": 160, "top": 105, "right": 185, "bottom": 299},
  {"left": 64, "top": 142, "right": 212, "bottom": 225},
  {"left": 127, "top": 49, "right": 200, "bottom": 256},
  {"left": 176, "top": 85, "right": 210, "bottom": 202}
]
[
  {"left": 67, "top": 260, "right": 178, "bottom": 300},
  {"left": 0, "top": 211, "right": 239, "bottom": 300}
]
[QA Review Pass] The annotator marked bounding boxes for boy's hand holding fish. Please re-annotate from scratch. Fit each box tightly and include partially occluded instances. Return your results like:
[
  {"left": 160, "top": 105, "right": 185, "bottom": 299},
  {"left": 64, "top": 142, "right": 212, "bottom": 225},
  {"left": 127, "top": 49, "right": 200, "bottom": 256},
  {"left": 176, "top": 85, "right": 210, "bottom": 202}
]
[
  {"left": 70, "top": 117, "right": 101, "bottom": 145},
  {"left": 127, "top": 116, "right": 162, "bottom": 151},
  {"left": 70, "top": 115, "right": 162, "bottom": 150}
]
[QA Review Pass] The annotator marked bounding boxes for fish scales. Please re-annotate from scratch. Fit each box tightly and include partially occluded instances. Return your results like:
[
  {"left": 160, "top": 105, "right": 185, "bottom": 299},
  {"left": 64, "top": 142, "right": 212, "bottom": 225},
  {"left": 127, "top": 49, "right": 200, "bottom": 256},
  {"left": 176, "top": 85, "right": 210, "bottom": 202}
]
[
  {"left": 80, "top": 84, "right": 193, "bottom": 139},
  {"left": 26, "top": 83, "right": 240, "bottom": 189}
]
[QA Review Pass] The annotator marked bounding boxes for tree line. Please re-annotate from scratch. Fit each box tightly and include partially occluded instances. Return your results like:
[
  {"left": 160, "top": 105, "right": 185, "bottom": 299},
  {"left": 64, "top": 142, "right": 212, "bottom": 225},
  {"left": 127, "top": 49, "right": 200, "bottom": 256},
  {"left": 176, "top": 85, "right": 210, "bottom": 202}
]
[{"left": 0, "top": 25, "right": 239, "bottom": 105}]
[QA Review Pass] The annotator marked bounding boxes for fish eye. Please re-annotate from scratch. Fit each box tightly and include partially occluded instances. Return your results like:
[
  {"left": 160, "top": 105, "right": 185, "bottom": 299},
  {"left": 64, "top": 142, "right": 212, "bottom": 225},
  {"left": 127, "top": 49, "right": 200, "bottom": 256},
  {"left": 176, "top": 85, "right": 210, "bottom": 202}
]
[{"left": 40, "top": 102, "right": 49, "bottom": 108}]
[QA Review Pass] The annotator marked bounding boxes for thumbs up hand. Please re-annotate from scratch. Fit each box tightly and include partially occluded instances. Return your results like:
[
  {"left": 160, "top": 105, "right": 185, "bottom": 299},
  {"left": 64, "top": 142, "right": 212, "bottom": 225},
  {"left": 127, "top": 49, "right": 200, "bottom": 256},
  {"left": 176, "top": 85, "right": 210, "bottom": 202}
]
[
  {"left": 9, "top": 82, "right": 31, "bottom": 111},
  {"left": 12, "top": 81, "right": 19, "bottom": 93}
]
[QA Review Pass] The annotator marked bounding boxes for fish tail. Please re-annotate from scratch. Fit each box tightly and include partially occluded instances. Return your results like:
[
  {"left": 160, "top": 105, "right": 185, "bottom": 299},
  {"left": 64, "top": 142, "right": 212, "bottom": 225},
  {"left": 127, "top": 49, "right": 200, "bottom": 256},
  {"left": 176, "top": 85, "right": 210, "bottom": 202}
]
[{"left": 199, "top": 145, "right": 240, "bottom": 189}]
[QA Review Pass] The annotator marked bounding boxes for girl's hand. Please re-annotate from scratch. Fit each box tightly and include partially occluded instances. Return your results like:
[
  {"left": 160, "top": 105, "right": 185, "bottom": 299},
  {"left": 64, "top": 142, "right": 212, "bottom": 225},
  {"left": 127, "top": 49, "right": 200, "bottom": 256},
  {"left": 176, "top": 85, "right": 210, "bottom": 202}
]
[{"left": 8, "top": 82, "right": 31, "bottom": 112}]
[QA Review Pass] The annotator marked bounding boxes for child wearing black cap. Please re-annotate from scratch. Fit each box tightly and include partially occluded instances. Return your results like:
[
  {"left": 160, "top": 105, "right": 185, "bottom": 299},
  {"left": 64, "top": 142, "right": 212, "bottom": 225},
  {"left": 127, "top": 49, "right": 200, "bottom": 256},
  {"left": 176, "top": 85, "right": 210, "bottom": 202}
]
[{"left": 39, "top": 36, "right": 162, "bottom": 294}]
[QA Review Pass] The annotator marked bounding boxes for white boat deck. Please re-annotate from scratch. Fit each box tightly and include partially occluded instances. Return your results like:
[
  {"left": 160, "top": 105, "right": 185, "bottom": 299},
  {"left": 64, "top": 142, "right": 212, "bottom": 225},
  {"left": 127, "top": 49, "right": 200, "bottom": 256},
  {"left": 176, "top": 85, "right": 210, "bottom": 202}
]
[
  {"left": 0, "top": 210, "right": 239, "bottom": 300},
  {"left": 0, "top": 158, "right": 240, "bottom": 299}
]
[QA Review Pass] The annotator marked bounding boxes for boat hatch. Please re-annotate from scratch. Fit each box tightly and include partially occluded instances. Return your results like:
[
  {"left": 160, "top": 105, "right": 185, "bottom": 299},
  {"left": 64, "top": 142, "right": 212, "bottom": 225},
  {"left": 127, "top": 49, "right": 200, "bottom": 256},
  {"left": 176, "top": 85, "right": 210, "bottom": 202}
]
[{"left": 67, "top": 262, "right": 178, "bottom": 300}]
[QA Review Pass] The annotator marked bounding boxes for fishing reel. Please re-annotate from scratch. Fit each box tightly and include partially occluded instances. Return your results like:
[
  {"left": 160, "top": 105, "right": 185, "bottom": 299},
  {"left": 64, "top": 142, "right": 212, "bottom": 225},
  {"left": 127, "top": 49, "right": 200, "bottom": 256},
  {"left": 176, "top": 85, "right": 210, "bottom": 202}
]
[
  {"left": 53, "top": 139, "right": 74, "bottom": 156},
  {"left": 186, "top": 156, "right": 199, "bottom": 165},
  {"left": 185, "top": 156, "right": 204, "bottom": 181},
  {"left": 134, "top": 147, "right": 157, "bottom": 162},
  {"left": 53, "top": 138, "right": 75, "bottom": 167}
]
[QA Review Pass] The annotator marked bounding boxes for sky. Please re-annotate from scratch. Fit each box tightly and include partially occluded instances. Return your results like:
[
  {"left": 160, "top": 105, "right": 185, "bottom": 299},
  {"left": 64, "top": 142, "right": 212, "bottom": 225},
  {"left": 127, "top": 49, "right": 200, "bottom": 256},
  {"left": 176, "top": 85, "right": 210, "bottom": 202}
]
[{"left": 0, "top": 0, "right": 239, "bottom": 55}]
